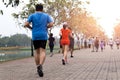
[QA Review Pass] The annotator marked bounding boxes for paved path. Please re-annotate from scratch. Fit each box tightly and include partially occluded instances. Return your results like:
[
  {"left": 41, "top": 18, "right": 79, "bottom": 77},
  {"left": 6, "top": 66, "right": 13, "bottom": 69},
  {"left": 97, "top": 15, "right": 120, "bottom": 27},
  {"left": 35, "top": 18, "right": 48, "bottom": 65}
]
[{"left": 0, "top": 46, "right": 120, "bottom": 80}]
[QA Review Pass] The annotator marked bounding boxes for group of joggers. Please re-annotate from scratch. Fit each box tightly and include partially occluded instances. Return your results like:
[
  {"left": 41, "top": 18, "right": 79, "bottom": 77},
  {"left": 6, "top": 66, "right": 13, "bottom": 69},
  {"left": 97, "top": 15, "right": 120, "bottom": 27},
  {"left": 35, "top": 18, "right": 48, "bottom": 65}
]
[
  {"left": 24, "top": 4, "right": 74, "bottom": 77},
  {"left": 24, "top": 3, "right": 120, "bottom": 78}
]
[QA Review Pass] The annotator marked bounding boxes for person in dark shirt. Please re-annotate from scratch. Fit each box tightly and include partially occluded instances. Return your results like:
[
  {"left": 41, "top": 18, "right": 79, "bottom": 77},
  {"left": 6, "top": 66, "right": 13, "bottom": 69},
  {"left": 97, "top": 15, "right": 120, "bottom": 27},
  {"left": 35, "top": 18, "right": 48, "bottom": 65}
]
[
  {"left": 48, "top": 33, "right": 55, "bottom": 57},
  {"left": 58, "top": 35, "right": 63, "bottom": 53},
  {"left": 69, "top": 33, "right": 74, "bottom": 58},
  {"left": 94, "top": 37, "right": 99, "bottom": 52}
]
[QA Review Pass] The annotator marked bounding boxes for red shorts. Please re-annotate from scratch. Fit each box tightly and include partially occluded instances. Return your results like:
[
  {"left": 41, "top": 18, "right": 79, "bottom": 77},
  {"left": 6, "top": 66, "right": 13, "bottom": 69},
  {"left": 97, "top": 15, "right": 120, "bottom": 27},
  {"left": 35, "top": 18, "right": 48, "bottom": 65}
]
[{"left": 61, "top": 40, "right": 70, "bottom": 45}]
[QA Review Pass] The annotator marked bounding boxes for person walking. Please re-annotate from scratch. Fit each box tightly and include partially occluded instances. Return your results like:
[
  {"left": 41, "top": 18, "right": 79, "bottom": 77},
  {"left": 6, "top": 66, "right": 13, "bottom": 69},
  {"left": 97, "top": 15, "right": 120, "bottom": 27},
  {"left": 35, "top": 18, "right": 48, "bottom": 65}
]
[
  {"left": 94, "top": 37, "right": 99, "bottom": 52},
  {"left": 84, "top": 38, "right": 87, "bottom": 48},
  {"left": 76, "top": 37, "right": 80, "bottom": 50},
  {"left": 100, "top": 40, "right": 104, "bottom": 52},
  {"left": 88, "top": 38, "right": 92, "bottom": 48},
  {"left": 68, "top": 27, "right": 74, "bottom": 57},
  {"left": 108, "top": 38, "right": 114, "bottom": 49},
  {"left": 91, "top": 37, "right": 95, "bottom": 52},
  {"left": 24, "top": 4, "right": 54, "bottom": 77},
  {"left": 115, "top": 37, "right": 120, "bottom": 49},
  {"left": 69, "top": 32, "right": 74, "bottom": 58},
  {"left": 103, "top": 39, "right": 106, "bottom": 49},
  {"left": 48, "top": 33, "right": 55, "bottom": 57},
  {"left": 60, "top": 23, "right": 72, "bottom": 65}
]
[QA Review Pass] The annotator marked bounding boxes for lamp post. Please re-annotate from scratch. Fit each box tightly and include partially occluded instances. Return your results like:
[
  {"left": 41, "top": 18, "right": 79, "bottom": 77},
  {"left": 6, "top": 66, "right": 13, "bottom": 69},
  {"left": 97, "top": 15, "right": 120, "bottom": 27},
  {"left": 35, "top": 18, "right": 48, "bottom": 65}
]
[{"left": 31, "top": 39, "right": 34, "bottom": 56}]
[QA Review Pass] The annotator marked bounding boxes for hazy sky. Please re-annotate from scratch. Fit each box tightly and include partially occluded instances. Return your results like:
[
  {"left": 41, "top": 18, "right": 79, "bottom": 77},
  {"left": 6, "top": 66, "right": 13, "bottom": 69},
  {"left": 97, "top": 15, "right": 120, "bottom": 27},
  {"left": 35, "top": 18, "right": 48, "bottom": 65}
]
[
  {"left": 1, "top": 0, "right": 120, "bottom": 38},
  {"left": 87, "top": 0, "right": 120, "bottom": 38},
  {"left": 0, "top": 1, "right": 32, "bottom": 37},
  {"left": 0, "top": 0, "right": 60, "bottom": 37}
]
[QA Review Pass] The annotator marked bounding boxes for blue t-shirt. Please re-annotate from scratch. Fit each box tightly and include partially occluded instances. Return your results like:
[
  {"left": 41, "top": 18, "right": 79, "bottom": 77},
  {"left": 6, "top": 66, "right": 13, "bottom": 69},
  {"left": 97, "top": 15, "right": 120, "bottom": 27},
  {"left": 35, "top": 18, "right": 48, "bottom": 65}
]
[{"left": 27, "top": 12, "right": 53, "bottom": 40}]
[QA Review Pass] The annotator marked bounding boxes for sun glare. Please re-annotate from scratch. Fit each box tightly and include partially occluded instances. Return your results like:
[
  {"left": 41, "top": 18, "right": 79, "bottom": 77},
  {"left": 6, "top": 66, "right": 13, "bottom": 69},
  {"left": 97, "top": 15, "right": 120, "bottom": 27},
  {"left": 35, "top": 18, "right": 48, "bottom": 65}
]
[{"left": 87, "top": 0, "right": 120, "bottom": 38}]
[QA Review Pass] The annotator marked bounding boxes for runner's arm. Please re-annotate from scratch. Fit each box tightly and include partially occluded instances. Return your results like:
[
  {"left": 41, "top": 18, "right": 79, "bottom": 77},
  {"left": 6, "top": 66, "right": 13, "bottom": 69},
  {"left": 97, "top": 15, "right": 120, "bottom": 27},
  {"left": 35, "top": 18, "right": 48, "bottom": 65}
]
[
  {"left": 24, "top": 22, "right": 32, "bottom": 30},
  {"left": 47, "top": 22, "right": 54, "bottom": 28}
]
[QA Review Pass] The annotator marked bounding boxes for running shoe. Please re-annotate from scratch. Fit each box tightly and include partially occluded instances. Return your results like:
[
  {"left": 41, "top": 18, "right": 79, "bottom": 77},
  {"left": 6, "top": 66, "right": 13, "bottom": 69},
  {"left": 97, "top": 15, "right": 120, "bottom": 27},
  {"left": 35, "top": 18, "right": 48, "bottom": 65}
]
[
  {"left": 71, "top": 55, "right": 73, "bottom": 58},
  {"left": 37, "top": 65, "right": 44, "bottom": 77},
  {"left": 62, "top": 59, "right": 65, "bottom": 65}
]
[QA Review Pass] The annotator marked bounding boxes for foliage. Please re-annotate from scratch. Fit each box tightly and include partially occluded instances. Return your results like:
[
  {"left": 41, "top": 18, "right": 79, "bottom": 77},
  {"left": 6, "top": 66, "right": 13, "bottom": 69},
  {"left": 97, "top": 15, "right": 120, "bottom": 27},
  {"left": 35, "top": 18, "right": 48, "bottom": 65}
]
[
  {"left": 113, "top": 23, "right": 120, "bottom": 38},
  {"left": 1, "top": 0, "right": 107, "bottom": 39},
  {"left": 0, "top": 10, "right": 3, "bottom": 15},
  {"left": 0, "top": 34, "right": 31, "bottom": 47},
  {"left": 11, "top": 0, "right": 91, "bottom": 33},
  {"left": 2, "top": 0, "right": 19, "bottom": 7},
  {"left": 0, "top": 0, "right": 20, "bottom": 15}
]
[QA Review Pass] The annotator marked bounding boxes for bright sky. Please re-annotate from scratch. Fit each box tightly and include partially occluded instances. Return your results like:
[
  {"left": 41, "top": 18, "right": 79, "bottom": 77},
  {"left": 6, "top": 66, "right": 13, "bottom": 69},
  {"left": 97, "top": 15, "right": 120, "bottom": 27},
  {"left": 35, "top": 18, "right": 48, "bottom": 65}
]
[
  {"left": 0, "top": 0, "right": 120, "bottom": 38},
  {"left": 87, "top": 0, "right": 120, "bottom": 38},
  {"left": 0, "top": 2, "right": 31, "bottom": 37}
]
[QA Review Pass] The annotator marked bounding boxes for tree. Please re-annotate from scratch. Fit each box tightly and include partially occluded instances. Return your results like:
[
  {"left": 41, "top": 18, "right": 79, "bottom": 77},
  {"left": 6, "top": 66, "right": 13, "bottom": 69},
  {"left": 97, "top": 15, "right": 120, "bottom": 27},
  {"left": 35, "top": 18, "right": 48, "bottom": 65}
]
[
  {"left": 0, "top": 37, "right": 9, "bottom": 46},
  {"left": 2, "top": 0, "right": 106, "bottom": 39},
  {"left": 0, "top": 10, "right": 3, "bottom": 15},
  {"left": 2, "top": 0, "right": 19, "bottom": 7},
  {"left": 11, "top": 0, "right": 90, "bottom": 33},
  {"left": 113, "top": 23, "right": 120, "bottom": 38},
  {"left": 0, "top": 0, "right": 20, "bottom": 15},
  {"left": 0, "top": 34, "right": 31, "bottom": 47},
  {"left": 8, "top": 34, "right": 31, "bottom": 46}
]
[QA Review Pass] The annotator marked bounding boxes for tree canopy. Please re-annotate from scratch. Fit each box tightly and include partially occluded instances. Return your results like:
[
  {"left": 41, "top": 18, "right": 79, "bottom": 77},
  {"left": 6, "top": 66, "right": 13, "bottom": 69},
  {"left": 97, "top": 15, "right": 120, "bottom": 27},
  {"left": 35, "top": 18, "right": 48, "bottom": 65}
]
[
  {"left": 1, "top": 0, "right": 107, "bottom": 39},
  {"left": 2, "top": 0, "right": 19, "bottom": 7},
  {"left": 113, "top": 23, "right": 120, "bottom": 38},
  {"left": 0, "top": 34, "right": 31, "bottom": 47}
]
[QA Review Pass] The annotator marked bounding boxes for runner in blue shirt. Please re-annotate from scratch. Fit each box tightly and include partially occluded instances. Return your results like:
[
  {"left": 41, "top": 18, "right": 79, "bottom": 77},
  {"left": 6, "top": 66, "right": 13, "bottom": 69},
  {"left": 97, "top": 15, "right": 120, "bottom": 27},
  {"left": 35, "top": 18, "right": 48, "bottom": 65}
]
[{"left": 24, "top": 4, "right": 54, "bottom": 77}]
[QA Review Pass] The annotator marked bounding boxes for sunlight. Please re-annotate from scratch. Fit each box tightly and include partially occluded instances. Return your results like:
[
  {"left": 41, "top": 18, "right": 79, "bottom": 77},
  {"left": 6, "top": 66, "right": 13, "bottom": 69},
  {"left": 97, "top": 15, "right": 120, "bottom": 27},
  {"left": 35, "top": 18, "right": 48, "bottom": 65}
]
[{"left": 87, "top": 0, "right": 120, "bottom": 38}]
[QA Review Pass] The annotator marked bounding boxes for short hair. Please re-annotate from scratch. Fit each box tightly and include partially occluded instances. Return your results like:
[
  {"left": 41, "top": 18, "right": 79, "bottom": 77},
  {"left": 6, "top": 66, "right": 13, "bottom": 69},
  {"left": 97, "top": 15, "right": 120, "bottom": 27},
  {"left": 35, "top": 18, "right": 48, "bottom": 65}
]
[
  {"left": 63, "top": 24, "right": 68, "bottom": 29},
  {"left": 35, "top": 4, "right": 43, "bottom": 11},
  {"left": 50, "top": 33, "right": 53, "bottom": 37}
]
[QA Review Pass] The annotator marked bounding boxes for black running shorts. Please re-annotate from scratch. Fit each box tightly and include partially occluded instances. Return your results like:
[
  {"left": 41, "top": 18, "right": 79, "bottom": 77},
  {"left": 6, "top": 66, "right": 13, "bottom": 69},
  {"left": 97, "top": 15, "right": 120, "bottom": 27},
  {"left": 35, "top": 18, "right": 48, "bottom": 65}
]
[{"left": 33, "top": 40, "right": 47, "bottom": 49}]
